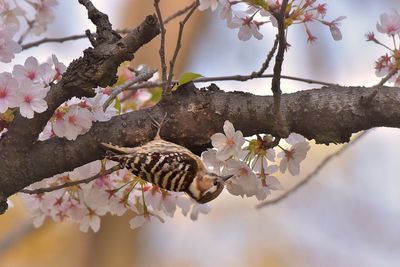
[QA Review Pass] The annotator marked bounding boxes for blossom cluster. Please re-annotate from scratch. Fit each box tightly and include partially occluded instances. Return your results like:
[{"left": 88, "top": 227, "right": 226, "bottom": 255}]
[
  {"left": 1, "top": 0, "right": 314, "bottom": 232},
  {"left": 204, "top": 121, "right": 310, "bottom": 200},
  {"left": 0, "top": 0, "right": 58, "bottom": 63},
  {"left": 0, "top": 56, "right": 64, "bottom": 121},
  {"left": 20, "top": 160, "right": 213, "bottom": 232},
  {"left": 198, "top": 0, "right": 345, "bottom": 43},
  {"left": 366, "top": 9, "right": 400, "bottom": 86},
  {"left": 20, "top": 120, "right": 310, "bottom": 232}
]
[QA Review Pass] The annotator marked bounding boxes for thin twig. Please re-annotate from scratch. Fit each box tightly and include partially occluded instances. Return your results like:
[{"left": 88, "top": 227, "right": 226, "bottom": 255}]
[
  {"left": 271, "top": 0, "right": 289, "bottom": 114},
  {"left": 376, "top": 69, "right": 399, "bottom": 87},
  {"left": 166, "top": 0, "right": 199, "bottom": 91},
  {"left": 103, "top": 73, "right": 337, "bottom": 104},
  {"left": 19, "top": 165, "right": 122, "bottom": 195},
  {"left": 119, "top": 80, "right": 163, "bottom": 103},
  {"left": 251, "top": 35, "right": 279, "bottom": 77},
  {"left": 102, "top": 69, "right": 157, "bottom": 111},
  {"left": 109, "top": 73, "right": 337, "bottom": 98},
  {"left": 21, "top": 3, "right": 192, "bottom": 51},
  {"left": 21, "top": 29, "right": 131, "bottom": 50},
  {"left": 164, "top": 1, "right": 198, "bottom": 24},
  {"left": 195, "top": 73, "right": 337, "bottom": 86},
  {"left": 256, "top": 131, "right": 369, "bottom": 209},
  {"left": 154, "top": 0, "right": 168, "bottom": 92}
]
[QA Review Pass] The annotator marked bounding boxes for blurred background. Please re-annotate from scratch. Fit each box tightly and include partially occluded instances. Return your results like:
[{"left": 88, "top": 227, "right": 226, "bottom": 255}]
[{"left": 1, "top": 0, "right": 400, "bottom": 266}]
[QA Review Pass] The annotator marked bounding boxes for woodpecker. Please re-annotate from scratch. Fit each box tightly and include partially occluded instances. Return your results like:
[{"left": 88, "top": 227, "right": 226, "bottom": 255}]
[{"left": 101, "top": 118, "right": 233, "bottom": 203}]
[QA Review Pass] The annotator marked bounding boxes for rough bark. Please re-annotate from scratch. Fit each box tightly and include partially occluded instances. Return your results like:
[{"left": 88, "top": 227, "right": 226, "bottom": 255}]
[
  {"left": 1, "top": 81, "right": 399, "bottom": 208},
  {"left": 0, "top": 11, "right": 160, "bottom": 213}
]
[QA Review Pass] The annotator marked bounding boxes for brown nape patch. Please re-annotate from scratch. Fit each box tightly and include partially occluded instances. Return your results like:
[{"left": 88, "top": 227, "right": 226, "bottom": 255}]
[{"left": 196, "top": 176, "right": 213, "bottom": 193}]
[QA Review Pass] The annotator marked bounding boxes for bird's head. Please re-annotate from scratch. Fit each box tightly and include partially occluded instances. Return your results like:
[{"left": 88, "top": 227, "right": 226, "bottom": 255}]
[{"left": 186, "top": 171, "right": 233, "bottom": 203}]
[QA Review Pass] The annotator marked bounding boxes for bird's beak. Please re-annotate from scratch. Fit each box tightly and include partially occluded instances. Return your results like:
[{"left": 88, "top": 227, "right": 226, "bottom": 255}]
[{"left": 221, "top": 174, "right": 234, "bottom": 182}]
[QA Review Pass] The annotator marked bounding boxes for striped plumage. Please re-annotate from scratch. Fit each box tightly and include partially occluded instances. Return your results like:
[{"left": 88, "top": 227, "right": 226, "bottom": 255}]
[{"left": 102, "top": 139, "right": 233, "bottom": 203}]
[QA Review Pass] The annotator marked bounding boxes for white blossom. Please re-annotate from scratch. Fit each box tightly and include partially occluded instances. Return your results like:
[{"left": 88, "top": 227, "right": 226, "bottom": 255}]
[
  {"left": 211, "top": 120, "right": 245, "bottom": 160},
  {"left": 278, "top": 134, "right": 310, "bottom": 176},
  {"left": 198, "top": 0, "right": 218, "bottom": 11}
]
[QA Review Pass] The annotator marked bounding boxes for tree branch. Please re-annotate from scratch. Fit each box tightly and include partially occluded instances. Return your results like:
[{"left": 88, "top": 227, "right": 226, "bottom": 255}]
[
  {"left": 1, "top": 83, "right": 399, "bottom": 205},
  {"left": 271, "top": 0, "right": 288, "bottom": 113},
  {"left": 0, "top": 10, "right": 160, "bottom": 214},
  {"left": 19, "top": 165, "right": 122, "bottom": 195},
  {"left": 154, "top": 0, "right": 167, "bottom": 92},
  {"left": 167, "top": 0, "right": 199, "bottom": 90}
]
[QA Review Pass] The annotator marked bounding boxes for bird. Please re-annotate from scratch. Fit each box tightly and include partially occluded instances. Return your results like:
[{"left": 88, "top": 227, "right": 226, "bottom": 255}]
[{"left": 101, "top": 114, "right": 232, "bottom": 203}]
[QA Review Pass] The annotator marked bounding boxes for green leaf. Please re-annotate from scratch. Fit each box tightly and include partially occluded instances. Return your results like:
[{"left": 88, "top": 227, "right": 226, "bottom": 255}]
[
  {"left": 114, "top": 96, "right": 121, "bottom": 115},
  {"left": 172, "top": 72, "right": 202, "bottom": 92},
  {"left": 150, "top": 87, "right": 163, "bottom": 102}
]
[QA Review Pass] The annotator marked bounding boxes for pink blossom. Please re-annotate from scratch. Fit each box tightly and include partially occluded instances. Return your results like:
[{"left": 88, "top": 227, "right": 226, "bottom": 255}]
[
  {"left": 0, "top": 24, "right": 21, "bottom": 63},
  {"left": 0, "top": 72, "right": 18, "bottom": 113},
  {"left": 0, "top": 0, "right": 25, "bottom": 28},
  {"left": 129, "top": 204, "right": 164, "bottom": 230},
  {"left": 376, "top": 9, "right": 400, "bottom": 36},
  {"left": 316, "top": 4, "right": 327, "bottom": 18},
  {"left": 230, "top": 12, "right": 263, "bottom": 41},
  {"left": 189, "top": 201, "right": 211, "bottom": 221},
  {"left": 198, "top": 0, "right": 218, "bottom": 11},
  {"left": 219, "top": 0, "right": 234, "bottom": 24},
  {"left": 255, "top": 165, "right": 282, "bottom": 201},
  {"left": 52, "top": 54, "right": 66, "bottom": 79},
  {"left": 13, "top": 56, "right": 52, "bottom": 84},
  {"left": 79, "top": 206, "right": 107, "bottom": 233},
  {"left": 211, "top": 120, "right": 245, "bottom": 160},
  {"left": 86, "top": 93, "right": 117, "bottom": 122},
  {"left": 15, "top": 78, "right": 49, "bottom": 119},
  {"left": 278, "top": 139, "right": 310, "bottom": 176},
  {"left": 53, "top": 105, "right": 93, "bottom": 140},
  {"left": 225, "top": 159, "right": 259, "bottom": 197},
  {"left": 201, "top": 149, "right": 228, "bottom": 175},
  {"left": 320, "top": 16, "right": 346, "bottom": 41},
  {"left": 374, "top": 54, "right": 393, "bottom": 77},
  {"left": 31, "top": 0, "right": 58, "bottom": 35}
]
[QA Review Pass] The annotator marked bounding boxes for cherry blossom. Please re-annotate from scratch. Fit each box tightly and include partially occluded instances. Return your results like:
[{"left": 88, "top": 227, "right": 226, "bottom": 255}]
[
  {"left": 79, "top": 206, "right": 107, "bottom": 233},
  {"left": 0, "top": 72, "right": 18, "bottom": 113},
  {"left": 255, "top": 165, "right": 282, "bottom": 201},
  {"left": 0, "top": 23, "right": 21, "bottom": 63},
  {"left": 13, "top": 56, "right": 52, "bottom": 84},
  {"left": 198, "top": 0, "right": 218, "bottom": 11},
  {"left": 219, "top": 0, "right": 235, "bottom": 24},
  {"left": 51, "top": 54, "right": 67, "bottom": 80},
  {"left": 129, "top": 203, "right": 164, "bottom": 230},
  {"left": 30, "top": 0, "right": 58, "bottom": 35},
  {"left": 211, "top": 120, "right": 245, "bottom": 160},
  {"left": 201, "top": 149, "right": 228, "bottom": 175},
  {"left": 229, "top": 12, "right": 263, "bottom": 41},
  {"left": 14, "top": 78, "right": 49, "bottom": 119},
  {"left": 189, "top": 201, "right": 212, "bottom": 220},
  {"left": 278, "top": 134, "right": 311, "bottom": 175},
  {"left": 225, "top": 159, "right": 259, "bottom": 197},
  {"left": 0, "top": 0, "right": 25, "bottom": 28},
  {"left": 376, "top": 9, "right": 400, "bottom": 36},
  {"left": 53, "top": 105, "right": 93, "bottom": 140},
  {"left": 85, "top": 93, "right": 117, "bottom": 122},
  {"left": 320, "top": 16, "right": 346, "bottom": 41}
]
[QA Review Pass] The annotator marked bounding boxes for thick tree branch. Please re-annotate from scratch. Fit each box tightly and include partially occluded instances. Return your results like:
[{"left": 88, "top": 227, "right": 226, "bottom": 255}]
[
  {"left": 0, "top": 8, "right": 160, "bottom": 213},
  {"left": 1, "top": 83, "right": 399, "bottom": 204}
]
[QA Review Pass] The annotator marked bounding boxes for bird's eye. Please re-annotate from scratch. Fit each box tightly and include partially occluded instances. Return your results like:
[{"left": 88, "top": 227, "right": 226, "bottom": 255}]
[{"left": 213, "top": 180, "right": 218, "bottom": 186}]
